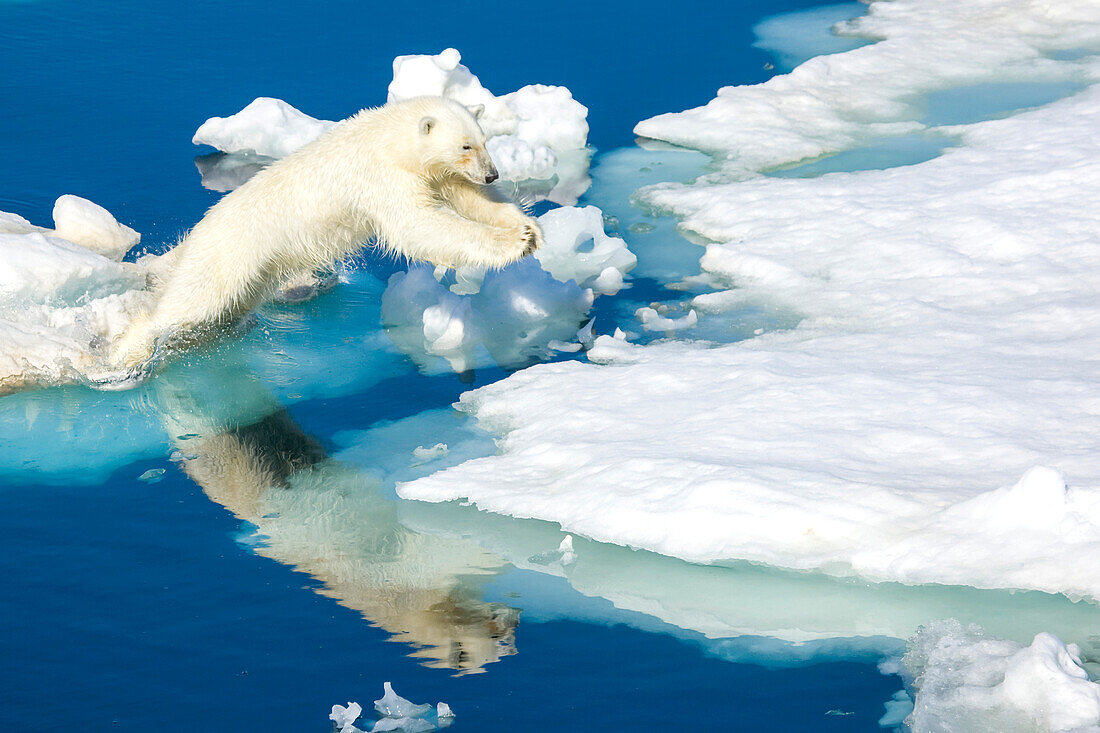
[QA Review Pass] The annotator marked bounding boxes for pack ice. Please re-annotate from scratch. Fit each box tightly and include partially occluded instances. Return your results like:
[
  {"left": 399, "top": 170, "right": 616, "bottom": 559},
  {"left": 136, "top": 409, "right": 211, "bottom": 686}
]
[{"left": 399, "top": 0, "right": 1100, "bottom": 600}]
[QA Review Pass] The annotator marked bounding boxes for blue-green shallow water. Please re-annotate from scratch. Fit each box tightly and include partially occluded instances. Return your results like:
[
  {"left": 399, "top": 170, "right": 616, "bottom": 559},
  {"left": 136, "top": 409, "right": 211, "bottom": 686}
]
[{"left": 4, "top": 1, "right": 1100, "bottom": 731}]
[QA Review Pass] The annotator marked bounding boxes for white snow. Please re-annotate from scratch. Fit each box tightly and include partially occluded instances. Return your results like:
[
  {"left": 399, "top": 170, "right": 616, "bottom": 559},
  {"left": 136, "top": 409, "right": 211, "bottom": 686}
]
[
  {"left": 398, "top": 1, "right": 1100, "bottom": 602},
  {"left": 900, "top": 620, "right": 1100, "bottom": 732},
  {"left": 194, "top": 49, "right": 591, "bottom": 203},
  {"left": 192, "top": 96, "right": 337, "bottom": 159}
]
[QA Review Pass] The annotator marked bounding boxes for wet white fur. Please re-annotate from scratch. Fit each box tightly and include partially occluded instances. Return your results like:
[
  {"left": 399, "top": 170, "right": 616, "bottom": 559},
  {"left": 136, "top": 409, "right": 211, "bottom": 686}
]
[{"left": 113, "top": 96, "right": 541, "bottom": 368}]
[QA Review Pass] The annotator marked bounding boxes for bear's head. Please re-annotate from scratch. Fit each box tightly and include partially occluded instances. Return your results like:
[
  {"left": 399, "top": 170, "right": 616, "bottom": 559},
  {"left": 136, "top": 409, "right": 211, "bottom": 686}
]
[{"left": 413, "top": 98, "right": 499, "bottom": 185}]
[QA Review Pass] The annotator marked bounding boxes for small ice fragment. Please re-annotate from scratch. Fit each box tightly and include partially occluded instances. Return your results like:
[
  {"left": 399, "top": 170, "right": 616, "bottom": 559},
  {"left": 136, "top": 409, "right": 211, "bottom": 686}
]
[
  {"left": 137, "top": 468, "right": 165, "bottom": 483},
  {"left": 374, "top": 682, "right": 432, "bottom": 719},
  {"left": 825, "top": 709, "right": 854, "bottom": 716},
  {"left": 411, "top": 443, "right": 449, "bottom": 465},
  {"left": 576, "top": 319, "right": 595, "bottom": 347},
  {"left": 169, "top": 450, "right": 198, "bottom": 463},
  {"left": 547, "top": 340, "right": 582, "bottom": 353},
  {"left": 436, "top": 702, "right": 453, "bottom": 719},
  {"left": 370, "top": 717, "right": 435, "bottom": 733},
  {"left": 528, "top": 534, "right": 577, "bottom": 566},
  {"left": 558, "top": 534, "right": 577, "bottom": 565},
  {"left": 612, "top": 327, "right": 628, "bottom": 340},
  {"left": 878, "top": 691, "right": 913, "bottom": 727},
  {"left": 331, "top": 702, "right": 363, "bottom": 730},
  {"left": 635, "top": 306, "right": 698, "bottom": 332}
]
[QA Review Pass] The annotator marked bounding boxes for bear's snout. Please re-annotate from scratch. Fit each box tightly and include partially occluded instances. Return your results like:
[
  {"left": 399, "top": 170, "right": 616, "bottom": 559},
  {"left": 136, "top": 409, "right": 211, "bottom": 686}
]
[{"left": 484, "top": 167, "right": 499, "bottom": 184}]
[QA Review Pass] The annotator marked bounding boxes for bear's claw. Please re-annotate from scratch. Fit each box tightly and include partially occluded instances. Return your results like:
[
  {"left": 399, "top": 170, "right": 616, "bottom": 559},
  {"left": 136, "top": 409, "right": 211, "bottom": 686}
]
[{"left": 521, "top": 224, "right": 540, "bottom": 257}]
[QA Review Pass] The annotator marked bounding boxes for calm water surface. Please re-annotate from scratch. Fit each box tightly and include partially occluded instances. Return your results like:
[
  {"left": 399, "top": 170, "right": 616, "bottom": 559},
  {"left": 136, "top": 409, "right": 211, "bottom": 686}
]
[{"left": 3, "top": 2, "right": 1097, "bottom": 731}]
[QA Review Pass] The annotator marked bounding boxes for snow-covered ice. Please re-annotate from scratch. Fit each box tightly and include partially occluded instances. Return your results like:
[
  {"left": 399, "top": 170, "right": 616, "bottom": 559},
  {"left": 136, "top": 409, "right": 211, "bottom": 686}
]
[
  {"left": 0, "top": 197, "right": 151, "bottom": 393},
  {"left": 51, "top": 195, "right": 140, "bottom": 261},
  {"left": 194, "top": 49, "right": 591, "bottom": 203},
  {"left": 635, "top": 0, "right": 1100, "bottom": 174},
  {"left": 899, "top": 620, "right": 1100, "bottom": 732},
  {"left": 399, "top": 1, "right": 1100, "bottom": 601},
  {"left": 192, "top": 96, "right": 337, "bottom": 159}
]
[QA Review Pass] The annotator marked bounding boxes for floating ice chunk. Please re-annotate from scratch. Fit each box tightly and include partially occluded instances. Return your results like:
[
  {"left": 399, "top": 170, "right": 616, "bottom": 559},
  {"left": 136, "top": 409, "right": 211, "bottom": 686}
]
[
  {"left": 878, "top": 691, "right": 913, "bottom": 728},
  {"left": 374, "top": 682, "right": 432, "bottom": 720},
  {"left": 528, "top": 534, "right": 577, "bottom": 566},
  {"left": 902, "top": 620, "right": 1100, "bottom": 732},
  {"left": 388, "top": 48, "right": 503, "bottom": 128},
  {"left": 534, "top": 206, "right": 636, "bottom": 295},
  {"left": 436, "top": 702, "right": 453, "bottom": 720},
  {"left": 193, "top": 97, "right": 337, "bottom": 158},
  {"left": 370, "top": 718, "right": 434, "bottom": 733},
  {"left": 576, "top": 319, "right": 595, "bottom": 347},
  {"left": 52, "top": 195, "right": 140, "bottom": 261},
  {"left": 635, "top": 306, "right": 698, "bottom": 332},
  {"left": 485, "top": 136, "right": 556, "bottom": 181},
  {"left": 412, "top": 443, "right": 449, "bottom": 465},
  {"left": 547, "top": 340, "right": 582, "bottom": 353},
  {"left": 382, "top": 238, "right": 596, "bottom": 373},
  {"left": 137, "top": 468, "right": 165, "bottom": 483},
  {"left": 0, "top": 200, "right": 152, "bottom": 394},
  {"left": 330, "top": 702, "right": 364, "bottom": 731},
  {"left": 558, "top": 535, "right": 577, "bottom": 565},
  {"left": 507, "top": 84, "right": 588, "bottom": 153}
]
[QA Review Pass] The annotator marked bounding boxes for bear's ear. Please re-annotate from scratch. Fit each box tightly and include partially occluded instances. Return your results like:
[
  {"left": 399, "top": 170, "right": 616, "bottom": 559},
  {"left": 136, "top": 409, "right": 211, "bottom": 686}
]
[
  {"left": 419, "top": 116, "right": 436, "bottom": 136},
  {"left": 465, "top": 104, "right": 485, "bottom": 120}
]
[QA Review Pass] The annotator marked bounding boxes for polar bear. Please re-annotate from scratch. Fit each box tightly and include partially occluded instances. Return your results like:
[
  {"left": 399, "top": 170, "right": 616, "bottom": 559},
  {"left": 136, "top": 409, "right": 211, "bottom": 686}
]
[{"left": 113, "top": 96, "right": 542, "bottom": 369}]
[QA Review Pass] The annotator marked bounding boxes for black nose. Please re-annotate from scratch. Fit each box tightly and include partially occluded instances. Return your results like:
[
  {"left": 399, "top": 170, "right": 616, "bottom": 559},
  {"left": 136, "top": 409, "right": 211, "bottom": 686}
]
[{"left": 484, "top": 169, "right": 498, "bottom": 184}]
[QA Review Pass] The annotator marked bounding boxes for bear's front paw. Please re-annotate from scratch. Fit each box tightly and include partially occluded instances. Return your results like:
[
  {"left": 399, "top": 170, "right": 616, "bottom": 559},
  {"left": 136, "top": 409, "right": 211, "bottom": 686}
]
[{"left": 520, "top": 223, "right": 543, "bottom": 257}]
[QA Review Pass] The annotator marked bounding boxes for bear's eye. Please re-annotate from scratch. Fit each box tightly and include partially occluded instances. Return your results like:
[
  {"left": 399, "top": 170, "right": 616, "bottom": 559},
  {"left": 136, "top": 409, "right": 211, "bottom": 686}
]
[{"left": 461, "top": 144, "right": 472, "bottom": 151}]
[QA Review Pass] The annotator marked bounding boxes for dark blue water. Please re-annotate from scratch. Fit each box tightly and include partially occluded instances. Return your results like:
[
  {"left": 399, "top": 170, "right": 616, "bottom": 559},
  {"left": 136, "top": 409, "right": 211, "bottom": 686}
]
[{"left": 6, "top": 2, "right": 1096, "bottom": 731}]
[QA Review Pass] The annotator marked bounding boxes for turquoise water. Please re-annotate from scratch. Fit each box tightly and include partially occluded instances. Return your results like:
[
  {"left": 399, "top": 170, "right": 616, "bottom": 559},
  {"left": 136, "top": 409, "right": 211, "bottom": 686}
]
[{"left": 3, "top": 2, "right": 1099, "bottom": 732}]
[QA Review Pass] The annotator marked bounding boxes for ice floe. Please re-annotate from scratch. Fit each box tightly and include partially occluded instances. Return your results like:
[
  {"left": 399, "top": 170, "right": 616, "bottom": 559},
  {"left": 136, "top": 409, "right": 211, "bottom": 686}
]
[
  {"left": 195, "top": 49, "right": 591, "bottom": 203},
  {"left": 635, "top": 0, "right": 1100, "bottom": 174},
  {"left": 898, "top": 620, "right": 1100, "bottom": 732},
  {"left": 192, "top": 96, "right": 337, "bottom": 159},
  {"left": 381, "top": 205, "right": 632, "bottom": 373},
  {"left": 399, "top": 2, "right": 1100, "bottom": 602},
  {"left": 0, "top": 197, "right": 151, "bottom": 393}
]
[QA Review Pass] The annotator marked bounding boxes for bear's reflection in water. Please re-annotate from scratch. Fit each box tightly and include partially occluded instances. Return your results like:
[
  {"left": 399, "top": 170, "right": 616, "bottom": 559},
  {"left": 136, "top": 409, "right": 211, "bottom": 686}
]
[{"left": 154, "top": 362, "right": 518, "bottom": 674}]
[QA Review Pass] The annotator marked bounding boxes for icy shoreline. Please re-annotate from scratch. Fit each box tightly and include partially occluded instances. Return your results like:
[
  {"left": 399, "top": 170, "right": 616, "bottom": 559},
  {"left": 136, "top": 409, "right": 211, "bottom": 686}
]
[{"left": 399, "top": 0, "right": 1100, "bottom": 600}]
